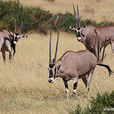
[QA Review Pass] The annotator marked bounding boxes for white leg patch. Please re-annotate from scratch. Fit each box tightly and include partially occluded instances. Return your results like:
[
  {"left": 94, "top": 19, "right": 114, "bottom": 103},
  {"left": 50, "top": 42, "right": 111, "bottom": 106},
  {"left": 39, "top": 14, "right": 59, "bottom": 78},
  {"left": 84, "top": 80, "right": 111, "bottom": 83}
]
[
  {"left": 65, "top": 88, "right": 69, "bottom": 93},
  {"left": 73, "top": 89, "right": 76, "bottom": 93}
]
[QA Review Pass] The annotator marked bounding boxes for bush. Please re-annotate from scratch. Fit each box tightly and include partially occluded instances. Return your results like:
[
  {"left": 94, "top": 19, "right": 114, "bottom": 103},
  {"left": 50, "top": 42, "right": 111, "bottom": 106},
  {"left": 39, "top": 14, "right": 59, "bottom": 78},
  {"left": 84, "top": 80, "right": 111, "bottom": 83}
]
[
  {"left": 0, "top": 0, "right": 110, "bottom": 34},
  {"left": 0, "top": 0, "right": 52, "bottom": 33},
  {"left": 53, "top": 13, "right": 104, "bottom": 32},
  {"left": 70, "top": 91, "right": 114, "bottom": 114}
]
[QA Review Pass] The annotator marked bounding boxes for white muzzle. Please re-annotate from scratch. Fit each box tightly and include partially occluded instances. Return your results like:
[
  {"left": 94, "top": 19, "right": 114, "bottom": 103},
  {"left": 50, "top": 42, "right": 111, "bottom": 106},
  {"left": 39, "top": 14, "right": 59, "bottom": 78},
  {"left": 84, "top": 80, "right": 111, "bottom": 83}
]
[
  {"left": 48, "top": 77, "right": 54, "bottom": 83},
  {"left": 77, "top": 37, "right": 81, "bottom": 41},
  {"left": 13, "top": 41, "right": 17, "bottom": 44}
]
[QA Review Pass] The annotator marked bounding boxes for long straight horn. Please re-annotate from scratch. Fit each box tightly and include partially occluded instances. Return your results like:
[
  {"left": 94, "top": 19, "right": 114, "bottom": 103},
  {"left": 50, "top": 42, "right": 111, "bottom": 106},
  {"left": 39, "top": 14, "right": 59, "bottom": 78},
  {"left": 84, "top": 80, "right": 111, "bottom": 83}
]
[
  {"left": 14, "top": 19, "right": 17, "bottom": 33},
  {"left": 73, "top": 4, "right": 77, "bottom": 27},
  {"left": 77, "top": 4, "right": 80, "bottom": 28},
  {"left": 53, "top": 30, "right": 59, "bottom": 63},
  {"left": 19, "top": 22, "right": 23, "bottom": 34},
  {"left": 49, "top": 30, "right": 52, "bottom": 64}
]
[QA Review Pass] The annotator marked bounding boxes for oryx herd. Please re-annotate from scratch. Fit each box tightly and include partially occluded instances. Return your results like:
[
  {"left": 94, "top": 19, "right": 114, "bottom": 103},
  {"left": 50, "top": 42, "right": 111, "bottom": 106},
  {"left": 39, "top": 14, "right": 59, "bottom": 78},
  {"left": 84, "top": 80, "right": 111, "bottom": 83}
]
[
  {"left": 0, "top": 5, "right": 113, "bottom": 100},
  {"left": 48, "top": 5, "right": 113, "bottom": 99}
]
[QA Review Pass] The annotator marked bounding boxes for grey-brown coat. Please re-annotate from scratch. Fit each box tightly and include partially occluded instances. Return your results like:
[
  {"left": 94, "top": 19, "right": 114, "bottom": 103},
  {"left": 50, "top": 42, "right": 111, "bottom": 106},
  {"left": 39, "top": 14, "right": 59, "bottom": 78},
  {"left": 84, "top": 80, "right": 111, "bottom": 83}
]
[{"left": 48, "top": 31, "right": 113, "bottom": 99}]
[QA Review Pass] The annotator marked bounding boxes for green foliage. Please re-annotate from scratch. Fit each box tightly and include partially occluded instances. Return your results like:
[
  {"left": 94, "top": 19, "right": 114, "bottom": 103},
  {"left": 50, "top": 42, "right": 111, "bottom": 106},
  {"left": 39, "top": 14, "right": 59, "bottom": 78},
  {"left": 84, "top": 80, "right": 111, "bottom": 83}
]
[
  {"left": 70, "top": 91, "right": 114, "bottom": 114},
  {"left": 58, "top": 13, "right": 75, "bottom": 32},
  {"left": 0, "top": 0, "right": 52, "bottom": 33},
  {"left": 0, "top": 0, "right": 109, "bottom": 34},
  {"left": 55, "top": 13, "right": 104, "bottom": 32}
]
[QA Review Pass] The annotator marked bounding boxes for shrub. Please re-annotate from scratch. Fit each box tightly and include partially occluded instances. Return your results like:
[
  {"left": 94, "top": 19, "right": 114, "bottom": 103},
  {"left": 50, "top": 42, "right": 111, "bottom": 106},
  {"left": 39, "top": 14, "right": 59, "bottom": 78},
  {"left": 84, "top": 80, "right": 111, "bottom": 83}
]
[
  {"left": 0, "top": 0, "right": 110, "bottom": 34},
  {"left": 70, "top": 91, "right": 114, "bottom": 114},
  {"left": 0, "top": 0, "right": 52, "bottom": 33}
]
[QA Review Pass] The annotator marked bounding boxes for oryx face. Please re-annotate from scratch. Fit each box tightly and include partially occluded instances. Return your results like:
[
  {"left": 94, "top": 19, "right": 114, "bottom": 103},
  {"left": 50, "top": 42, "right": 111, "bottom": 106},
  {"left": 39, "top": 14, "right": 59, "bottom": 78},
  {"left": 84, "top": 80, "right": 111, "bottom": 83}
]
[
  {"left": 70, "top": 4, "right": 87, "bottom": 41},
  {"left": 12, "top": 33, "right": 20, "bottom": 44},
  {"left": 12, "top": 33, "right": 28, "bottom": 44},
  {"left": 48, "top": 30, "right": 59, "bottom": 83},
  {"left": 48, "top": 63, "right": 56, "bottom": 83},
  {"left": 69, "top": 26, "right": 86, "bottom": 41}
]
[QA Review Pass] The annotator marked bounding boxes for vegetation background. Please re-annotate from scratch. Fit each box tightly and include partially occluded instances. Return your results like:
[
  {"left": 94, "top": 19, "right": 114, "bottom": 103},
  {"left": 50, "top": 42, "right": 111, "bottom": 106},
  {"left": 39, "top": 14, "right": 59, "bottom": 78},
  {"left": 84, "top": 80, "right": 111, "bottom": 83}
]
[{"left": 0, "top": 0, "right": 114, "bottom": 114}]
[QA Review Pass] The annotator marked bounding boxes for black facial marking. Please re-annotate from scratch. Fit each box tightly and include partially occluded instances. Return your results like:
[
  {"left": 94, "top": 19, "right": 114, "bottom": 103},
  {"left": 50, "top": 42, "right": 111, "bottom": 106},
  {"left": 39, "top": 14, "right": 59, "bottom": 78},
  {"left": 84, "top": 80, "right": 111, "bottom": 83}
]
[
  {"left": 49, "top": 64, "right": 54, "bottom": 68},
  {"left": 49, "top": 69, "right": 53, "bottom": 78},
  {"left": 14, "top": 37, "right": 18, "bottom": 41},
  {"left": 77, "top": 32, "right": 81, "bottom": 37},
  {"left": 81, "top": 32, "right": 85, "bottom": 37}
]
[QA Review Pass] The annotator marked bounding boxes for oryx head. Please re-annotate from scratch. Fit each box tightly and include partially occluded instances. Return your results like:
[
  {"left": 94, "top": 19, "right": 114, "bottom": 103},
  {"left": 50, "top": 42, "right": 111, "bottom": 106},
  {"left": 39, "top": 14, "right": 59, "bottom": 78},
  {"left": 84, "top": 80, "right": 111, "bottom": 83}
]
[
  {"left": 48, "top": 30, "right": 59, "bottom": 83},
  {"left": 11, "top": 19, "right": 28, "bottom": 45},
  {"left": 69, "top": 4, "right": 87, "bottom": 41}
]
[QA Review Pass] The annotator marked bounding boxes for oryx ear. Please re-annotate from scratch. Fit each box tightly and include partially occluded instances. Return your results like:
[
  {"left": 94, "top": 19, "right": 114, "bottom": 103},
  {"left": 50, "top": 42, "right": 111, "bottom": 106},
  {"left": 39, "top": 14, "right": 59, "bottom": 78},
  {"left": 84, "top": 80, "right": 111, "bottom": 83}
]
[{"left": 69, "top": 26, "right": 74, "bottom": 30}]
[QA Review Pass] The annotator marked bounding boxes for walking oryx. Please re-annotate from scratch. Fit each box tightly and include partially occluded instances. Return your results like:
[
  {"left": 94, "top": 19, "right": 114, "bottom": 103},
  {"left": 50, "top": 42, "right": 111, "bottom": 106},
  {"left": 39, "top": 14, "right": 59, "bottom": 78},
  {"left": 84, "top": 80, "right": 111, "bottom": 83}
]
[
  {"left": 69, "top": 5, "right": 114, "bottom": 62},
  {"left": 0, "top": 21, "right": 27, "bottom": 62},
  {"left": 48, "top": 31, "right": 113, "bottom": 99}
]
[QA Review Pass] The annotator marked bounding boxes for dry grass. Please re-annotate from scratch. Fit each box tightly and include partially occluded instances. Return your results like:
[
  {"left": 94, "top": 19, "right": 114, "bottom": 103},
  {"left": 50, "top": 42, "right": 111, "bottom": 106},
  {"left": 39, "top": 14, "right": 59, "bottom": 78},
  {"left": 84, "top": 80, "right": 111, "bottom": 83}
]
[
  {"left": 0, "top": 32, "right": 114, "bottom": 114},
  {"left": 17, "top": 0, "right": 114, "bottom": 22},
  {"left": 1, "top": 0, "right": 114, "bottom": 113}
]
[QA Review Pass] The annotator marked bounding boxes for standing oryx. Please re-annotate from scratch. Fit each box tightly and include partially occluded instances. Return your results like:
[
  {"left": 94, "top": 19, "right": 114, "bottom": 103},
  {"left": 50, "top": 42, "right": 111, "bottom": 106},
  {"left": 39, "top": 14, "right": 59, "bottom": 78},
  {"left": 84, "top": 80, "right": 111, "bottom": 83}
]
[
  {"left": 69, "top": 5, "right": 114, "bottom": 62},
  {"left": 0, "top": 20, "right": 27, "bottom": 62},
  {"left": 48, "top": 31, "right": 113, "bottom": 99}
]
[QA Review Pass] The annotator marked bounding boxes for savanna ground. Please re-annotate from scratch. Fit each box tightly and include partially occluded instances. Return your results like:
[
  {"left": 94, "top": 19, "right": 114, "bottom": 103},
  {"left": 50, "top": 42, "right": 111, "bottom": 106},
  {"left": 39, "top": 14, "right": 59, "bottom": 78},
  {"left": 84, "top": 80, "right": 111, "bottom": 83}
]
[{"left": 0, "top": 0, "right": 114, "bottom": 114}]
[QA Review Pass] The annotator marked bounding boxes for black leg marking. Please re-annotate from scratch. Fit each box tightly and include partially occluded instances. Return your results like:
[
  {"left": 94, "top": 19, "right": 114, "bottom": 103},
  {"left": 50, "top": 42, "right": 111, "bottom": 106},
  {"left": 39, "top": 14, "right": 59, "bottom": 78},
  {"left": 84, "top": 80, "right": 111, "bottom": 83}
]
[
  {"left": 62, "top": 78, "right": 68, "bottom": 89},
  {"left": 62, "top": 78, "right": 69, "bottom": 99},
  {"left": 73, "top": 82, "right": 77, "bottom": 90},
  {"left": 12, "top": 44, "right": 16, "bottom": 56},
  {"left": 9, "top": 51, "right": 12, "bottom": 60}
]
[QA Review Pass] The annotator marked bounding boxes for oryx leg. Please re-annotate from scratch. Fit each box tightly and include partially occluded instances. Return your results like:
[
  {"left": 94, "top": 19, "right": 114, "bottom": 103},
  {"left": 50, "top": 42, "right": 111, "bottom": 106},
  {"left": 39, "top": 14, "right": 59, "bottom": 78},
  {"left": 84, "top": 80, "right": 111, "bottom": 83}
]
[
  {"left": 2, "top": 51, "right": 6, "bottom": 62},
  {"left": 95, "top": 46, "right": 99, "bottom": 62},
  {"left": 5, "top": 40, "right": 12, "bottom": 60},
  {"left": 62, "top": 78, "right": 69, "bottom": 100},
  {"left": 111, "top": 40, "right": 114, "bottom": 53},
  {"left": 72, "top": 77, "right": 79, "bottom": 94},
  {"left": 86, "top": 69, "right": 94, "bottom": 99},
  {"left": 82, "top": 76, "right": 87, "bottom": 89},
  {"left": 9, "top": 50, "right": 12, "bottom": 60},
  {"left": 101, "top": 46, "right": 106, "bottom": 61},
  {"left": 12, "top": 44, "right": 16, "bottom": 56}
]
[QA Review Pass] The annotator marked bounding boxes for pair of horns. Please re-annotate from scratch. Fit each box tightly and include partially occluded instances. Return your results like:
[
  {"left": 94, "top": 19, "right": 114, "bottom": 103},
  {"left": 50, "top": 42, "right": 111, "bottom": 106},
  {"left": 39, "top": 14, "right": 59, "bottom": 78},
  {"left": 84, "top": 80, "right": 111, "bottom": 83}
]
[
  {"left": 73, "top": 4, "right": 80, "bottom": 28},
  {"left": 49, "top": 30, "right": 60, "bottom": 64},
  {"left": 14, "top": 19, "right": 23, "bottom": 33}
]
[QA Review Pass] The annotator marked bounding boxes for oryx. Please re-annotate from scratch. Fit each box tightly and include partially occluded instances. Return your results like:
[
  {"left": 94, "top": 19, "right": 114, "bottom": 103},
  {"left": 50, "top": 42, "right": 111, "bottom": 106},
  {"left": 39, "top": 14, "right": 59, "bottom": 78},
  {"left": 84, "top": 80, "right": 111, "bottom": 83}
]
[
  {"left": 0, "top": 20, "right": 27, "bottom": 62},
  {"left": 69, "top": 5, "right": 113, "bottom": 62},
  {"left": 48, "top": 31, "right": 113, "bottom": 99}
]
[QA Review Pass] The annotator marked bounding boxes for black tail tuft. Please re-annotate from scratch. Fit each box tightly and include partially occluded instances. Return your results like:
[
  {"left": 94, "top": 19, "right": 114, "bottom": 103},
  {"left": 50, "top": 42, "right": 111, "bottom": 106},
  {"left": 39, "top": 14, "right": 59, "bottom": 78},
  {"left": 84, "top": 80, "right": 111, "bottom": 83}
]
[{"left": 97, "top": 64, "right": 113, "bottom": 76}]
